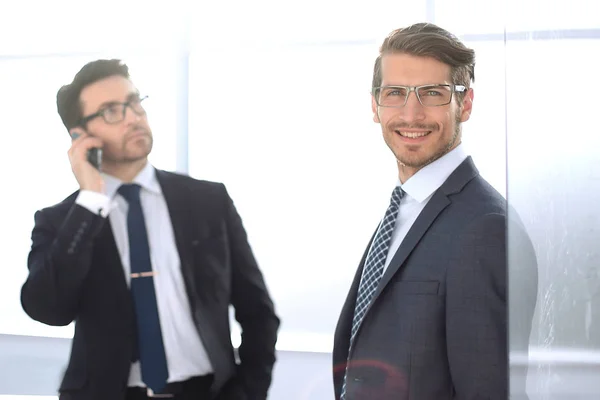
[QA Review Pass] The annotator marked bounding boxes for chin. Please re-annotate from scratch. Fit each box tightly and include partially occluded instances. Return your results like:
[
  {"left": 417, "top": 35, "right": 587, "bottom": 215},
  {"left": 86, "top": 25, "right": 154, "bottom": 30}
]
[
  {"left": 394, "top": 148, "right": 428, "bottom": 166},
  {"left": 122, "top": 149, "right": 151, "bottom": 162},
  {"left": 398, "top": 157, "right": 429, "bottom": 170},
  {"left": 127, "top": 142, "right": 152, "bottom": 156}
]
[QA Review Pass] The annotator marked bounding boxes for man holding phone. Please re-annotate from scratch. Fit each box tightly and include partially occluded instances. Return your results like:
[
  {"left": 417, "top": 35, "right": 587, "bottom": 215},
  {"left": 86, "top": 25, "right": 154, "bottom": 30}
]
[{"left": 21, "top": 59, "right": 280, "bottom": 400}]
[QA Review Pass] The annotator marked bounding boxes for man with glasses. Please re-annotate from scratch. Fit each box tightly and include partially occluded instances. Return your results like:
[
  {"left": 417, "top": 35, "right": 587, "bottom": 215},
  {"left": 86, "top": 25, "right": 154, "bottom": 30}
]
[
  {"left": 21, "top": 59, "right": 280, "bottom": 400},
  {"left": 332, "top": 23, "right": 538, "bottom": 399}
]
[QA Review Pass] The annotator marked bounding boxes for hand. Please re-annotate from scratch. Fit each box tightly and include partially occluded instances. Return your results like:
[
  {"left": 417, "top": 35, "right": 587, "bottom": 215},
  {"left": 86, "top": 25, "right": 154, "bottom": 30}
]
[{"left": 68, "top": 130, "right": 105, "bottom": 193}]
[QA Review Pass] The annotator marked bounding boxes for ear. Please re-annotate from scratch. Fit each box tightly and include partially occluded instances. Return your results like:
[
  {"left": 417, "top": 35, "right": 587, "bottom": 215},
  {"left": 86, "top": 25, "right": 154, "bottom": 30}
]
[
  {"left": 69, "top": 125, "right": 88, "bottom": 140},
  {"left": 459, "top": 88, "right": 474, "bottom": 123},
  {"left": 371, "top": 95, "right": 380, "bottom": 123}
]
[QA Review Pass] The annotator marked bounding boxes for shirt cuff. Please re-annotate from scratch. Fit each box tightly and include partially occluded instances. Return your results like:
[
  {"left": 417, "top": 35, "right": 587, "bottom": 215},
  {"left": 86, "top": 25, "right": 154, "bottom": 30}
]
[{"left": 75, "top": 190, "right": 114, "bottom": 218}]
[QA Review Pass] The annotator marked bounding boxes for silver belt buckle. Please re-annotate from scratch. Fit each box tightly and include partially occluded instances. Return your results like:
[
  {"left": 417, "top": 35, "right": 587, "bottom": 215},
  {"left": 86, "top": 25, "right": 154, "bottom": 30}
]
[{"left": 147, "top": 387, "right": 174, "bottom": 398}]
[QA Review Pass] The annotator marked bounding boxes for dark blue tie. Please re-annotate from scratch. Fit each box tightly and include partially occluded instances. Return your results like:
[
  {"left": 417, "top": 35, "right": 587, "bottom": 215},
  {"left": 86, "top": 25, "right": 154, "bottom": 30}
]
[{"left": 118, "top": 184, "right": 169, "bottom": 394}]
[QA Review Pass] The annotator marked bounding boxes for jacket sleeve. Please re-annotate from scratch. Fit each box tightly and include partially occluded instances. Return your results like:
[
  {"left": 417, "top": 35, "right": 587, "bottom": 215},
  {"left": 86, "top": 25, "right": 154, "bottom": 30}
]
[
  {"left": 21, "top": 204, "right": 106, "bottom": 326},
  {"left": 446, "top": 213, "right": 509, "bottom": 399},
  {"left": 446, "top": 211, "right": 538, "bottom": 399},
  {"left": 223, "top": 185, "right": 280, "bottom": 400}
]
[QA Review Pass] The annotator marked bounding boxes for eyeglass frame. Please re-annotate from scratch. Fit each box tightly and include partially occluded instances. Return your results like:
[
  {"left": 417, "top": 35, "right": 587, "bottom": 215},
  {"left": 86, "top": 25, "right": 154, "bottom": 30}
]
[
  {"left": 371, "top": 84, "right": 467, "bottom": 108},
  {"left": 79, "top": 94, "right": 149, "bottom": 126}
]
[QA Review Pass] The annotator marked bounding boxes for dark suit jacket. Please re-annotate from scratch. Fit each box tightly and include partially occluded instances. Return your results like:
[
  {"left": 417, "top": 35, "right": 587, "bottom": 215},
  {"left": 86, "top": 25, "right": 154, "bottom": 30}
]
[
  {"left": 21, "top": 169, "right": 280, "bottom": 400},
  {"left": 333, "top": 157, "right": 538, "bottom": 400}
]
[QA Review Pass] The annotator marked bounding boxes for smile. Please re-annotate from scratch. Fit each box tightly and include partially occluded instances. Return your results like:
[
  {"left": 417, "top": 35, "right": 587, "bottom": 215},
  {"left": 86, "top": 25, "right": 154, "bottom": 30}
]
[{"left": 395, "top": 130, "right": 431, "bottom": 138}]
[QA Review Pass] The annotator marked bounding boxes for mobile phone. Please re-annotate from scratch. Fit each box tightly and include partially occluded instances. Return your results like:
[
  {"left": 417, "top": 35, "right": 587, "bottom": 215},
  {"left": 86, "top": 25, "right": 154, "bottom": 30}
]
[
  {"left": 87, "top": 147, "right": 102, "bottom": 170},
  {"left": 71, "top": 131, "right": 102, "bottom": 170}
]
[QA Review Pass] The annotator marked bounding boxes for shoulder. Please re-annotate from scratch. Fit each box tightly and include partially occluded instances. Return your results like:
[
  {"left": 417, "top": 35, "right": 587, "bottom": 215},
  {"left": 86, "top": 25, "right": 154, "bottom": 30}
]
[
  {"left": 441, "top": 157, "right": 506, "bottom": 217},
  {"left": 458, "top": 174, "right": 507, "bottom": 215},
  {"left": 155, "top": 169, "right": 230, "bottom": 199},
  {"left": 156, "top": 169, "right": 223, "bottom": 186},
  {"left": 451, "top": 175, "right": 532, "bottom": 245},
  {"left": 435, "top": 172, "right": 509, "bottom": 241}
]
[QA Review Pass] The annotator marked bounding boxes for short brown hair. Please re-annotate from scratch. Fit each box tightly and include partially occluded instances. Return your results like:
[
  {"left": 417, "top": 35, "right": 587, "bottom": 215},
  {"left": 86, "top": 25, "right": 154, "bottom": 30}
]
[
  {"left": 372, "top": 23, "right": 475, "bottom": 96},
  {"left": 56, "top": 59, "right": 130, "bottom": 133}
]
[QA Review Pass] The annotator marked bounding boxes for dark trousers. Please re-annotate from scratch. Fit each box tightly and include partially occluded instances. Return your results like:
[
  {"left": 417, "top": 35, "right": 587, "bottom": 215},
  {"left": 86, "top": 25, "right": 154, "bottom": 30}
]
[{"left": 126, "top": 375, "right": 214, "bottom": 400}]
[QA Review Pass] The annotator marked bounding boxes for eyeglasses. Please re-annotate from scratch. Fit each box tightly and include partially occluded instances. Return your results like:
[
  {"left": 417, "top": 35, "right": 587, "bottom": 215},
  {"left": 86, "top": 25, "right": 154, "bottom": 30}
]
[
  {"left": 372, "top": 84, "right": 466, "bottom": 108},
  {"left": 80, "top": 95, "right": 148, "bottom": 125}
]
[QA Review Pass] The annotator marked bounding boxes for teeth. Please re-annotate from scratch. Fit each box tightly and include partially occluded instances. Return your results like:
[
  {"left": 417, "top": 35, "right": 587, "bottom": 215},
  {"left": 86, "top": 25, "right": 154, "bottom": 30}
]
[{"left": 398, "top": 131, "right": 429, "bottom": 138}]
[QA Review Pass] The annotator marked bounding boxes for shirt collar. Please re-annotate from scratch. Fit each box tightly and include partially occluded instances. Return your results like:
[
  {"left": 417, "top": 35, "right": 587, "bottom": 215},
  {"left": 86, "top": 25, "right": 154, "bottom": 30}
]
[
  {"left": 102, "top": 161, "right": 162, "bottom": 199},
  {"left": 399, "top": 143, "right": 469, "bottom": 203}
]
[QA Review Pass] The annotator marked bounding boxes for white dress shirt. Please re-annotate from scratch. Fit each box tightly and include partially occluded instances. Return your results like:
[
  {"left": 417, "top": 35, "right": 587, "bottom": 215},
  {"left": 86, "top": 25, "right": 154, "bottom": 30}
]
[
  {"left": 75, "top": 161, "right": 213, "bottom": 387},
  {"left": 367, "top": 144, "right": 469, "bottom": 276}
]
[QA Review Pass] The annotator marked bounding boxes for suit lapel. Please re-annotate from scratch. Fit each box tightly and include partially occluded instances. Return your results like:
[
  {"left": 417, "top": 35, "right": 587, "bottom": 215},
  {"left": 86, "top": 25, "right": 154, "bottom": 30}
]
[
  {"left": 359, "top": 157, "right": 480, "bottom": 324},
  {"left": 154, "top": 170, "right": 198, "bottom": 302},
  {"left": 371, "top": 192, "right": 450, "bottom": 304}
]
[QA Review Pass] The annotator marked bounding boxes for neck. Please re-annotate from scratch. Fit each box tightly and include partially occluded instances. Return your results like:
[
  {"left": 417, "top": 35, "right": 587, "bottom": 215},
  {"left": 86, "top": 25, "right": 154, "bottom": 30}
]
[
  {"left": 398, "top": 139, "right": 462, "bottom": 183},
  {"left": 101, "top": 158, "right": 148, "bottom": 182},
  {"left": 398, "top": 164, "right": 419, "bottom": 184}
]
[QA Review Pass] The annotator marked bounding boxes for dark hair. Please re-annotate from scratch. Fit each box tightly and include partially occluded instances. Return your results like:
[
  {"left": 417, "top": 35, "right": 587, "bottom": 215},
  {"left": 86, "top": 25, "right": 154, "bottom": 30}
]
[
  {"left": 372, "top": 23, "right": 475, "bottom": 98},
  {"left": 56, "top": 59, "right": 130, "bottom": 132}
]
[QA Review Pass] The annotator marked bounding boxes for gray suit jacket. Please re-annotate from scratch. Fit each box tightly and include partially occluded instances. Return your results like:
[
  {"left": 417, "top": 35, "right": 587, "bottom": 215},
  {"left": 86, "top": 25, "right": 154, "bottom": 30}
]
[{"left": 333, "top": 157, "right": 538, "bottom": 400}]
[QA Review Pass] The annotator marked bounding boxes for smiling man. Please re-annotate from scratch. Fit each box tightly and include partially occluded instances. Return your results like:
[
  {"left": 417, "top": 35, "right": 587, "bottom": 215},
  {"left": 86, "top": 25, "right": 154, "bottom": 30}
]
[
  {"left": 21, "top": 59, "right": 279, "bottom": 400},
  {"left": 332, "top": 23, "right": 537, "bottom": 400}
]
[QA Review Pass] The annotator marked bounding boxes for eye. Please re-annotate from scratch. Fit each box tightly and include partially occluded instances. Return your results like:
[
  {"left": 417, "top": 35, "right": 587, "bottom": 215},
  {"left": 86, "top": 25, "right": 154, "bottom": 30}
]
[
  {"left": 102, "top": 104, "right": 122, "bottom": 117},
  {"left": 421, "top": 89, "right": 443, "bottom": 96},
  {"left": 383, "top": 87, "right": 407, "bottom": 97}
]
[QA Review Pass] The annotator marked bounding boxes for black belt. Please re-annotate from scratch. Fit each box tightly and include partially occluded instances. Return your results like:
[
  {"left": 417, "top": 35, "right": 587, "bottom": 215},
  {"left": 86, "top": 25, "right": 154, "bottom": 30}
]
[{"left": 127, "top": 374, "right": 214, "bottom": 399}]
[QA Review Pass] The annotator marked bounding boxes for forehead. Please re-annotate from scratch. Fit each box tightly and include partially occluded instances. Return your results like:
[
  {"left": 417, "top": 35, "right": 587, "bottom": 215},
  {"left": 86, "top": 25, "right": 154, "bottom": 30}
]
[
  {"left": 80, "top": 75, "right": 138, "bottom": 114},
  {"left": 380, "top": 53, "right": 452, "bottom": 86}
]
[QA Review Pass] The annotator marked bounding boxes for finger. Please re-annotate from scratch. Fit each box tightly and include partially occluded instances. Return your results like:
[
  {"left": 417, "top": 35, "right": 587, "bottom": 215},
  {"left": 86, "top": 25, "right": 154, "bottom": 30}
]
[
  {"left": 70, "top": 136, "right": 104, "bottom": 160},
  {"left": 69, "top": 130, "right": 102, "bottom": 148},
  {"left": 68, "top": 130, "right": 88, "bottom": 158},
  {"left": 70, "top": 134, "right": 103, "bottom": 151}
]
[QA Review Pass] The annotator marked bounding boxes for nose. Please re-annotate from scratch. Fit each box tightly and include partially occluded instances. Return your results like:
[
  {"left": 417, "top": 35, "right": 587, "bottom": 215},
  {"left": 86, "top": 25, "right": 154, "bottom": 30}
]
[
  {"left": 123, "top": 104, "right": 141, "bottom": 124},
  {"left": 397, "top": 91, "right": 426, "bottom": 122}
]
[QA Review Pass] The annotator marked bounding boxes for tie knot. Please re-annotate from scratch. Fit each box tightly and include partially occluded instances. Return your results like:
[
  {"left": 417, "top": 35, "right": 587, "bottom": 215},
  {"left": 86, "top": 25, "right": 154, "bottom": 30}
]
[
  {"left": 390, "top": 186, "right": 404, "bottom": 207},
  {"left": 118, "top": 183, "right": 142, "bottom": 204}
]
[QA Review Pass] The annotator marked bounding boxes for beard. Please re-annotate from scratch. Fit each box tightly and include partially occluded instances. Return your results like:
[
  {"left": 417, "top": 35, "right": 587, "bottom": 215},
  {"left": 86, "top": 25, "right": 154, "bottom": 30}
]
[
  {"left": 387, "top": 111, "right": 462, "bottom": 169},
  {"left": 103, "top": 124, "right": 153, "bottom": 163}
]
